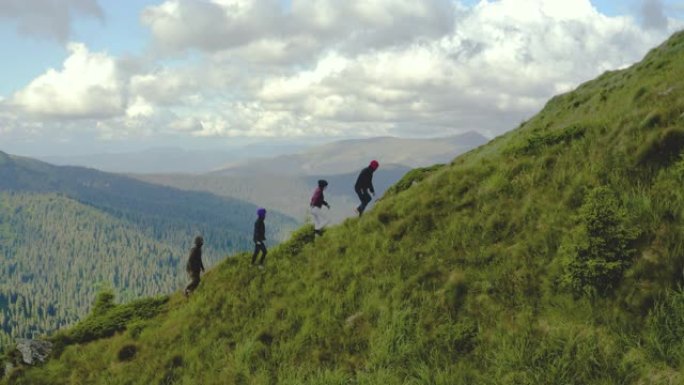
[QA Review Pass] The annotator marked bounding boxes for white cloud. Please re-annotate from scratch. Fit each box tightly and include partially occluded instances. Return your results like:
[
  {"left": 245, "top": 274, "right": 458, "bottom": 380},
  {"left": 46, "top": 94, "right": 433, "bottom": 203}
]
[
  {"left": 126, "top": 96, "right": 154, "bottom": 118},
  {"left": 141, "top": 0, "right": 284, "bottom": 53},
  {"left": 10, "top": 43, "right": 125, "bottom": 119},
  {"left": 142, "top": 0, "right": 454, "bottom": 56},
  {"left": 3, "top": 0, "right": 684, "bottom": 147},
  {"left": 226, "top": 0, "right": 677, "bottom": 137},
  {"left": 0, "top": 0, "right": 103, "bottom": 41}
]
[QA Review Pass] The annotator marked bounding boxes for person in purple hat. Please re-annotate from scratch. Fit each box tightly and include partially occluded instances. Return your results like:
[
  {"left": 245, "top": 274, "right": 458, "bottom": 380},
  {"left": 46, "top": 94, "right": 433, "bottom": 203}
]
[{"left": 252, "top": 208, "right": 268, "bottom": 268}]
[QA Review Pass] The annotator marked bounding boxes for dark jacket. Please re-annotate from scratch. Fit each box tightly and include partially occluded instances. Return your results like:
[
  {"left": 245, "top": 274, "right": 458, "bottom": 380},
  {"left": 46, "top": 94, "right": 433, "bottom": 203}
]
[
  {"left": 254, "top": 218, "right": 266, "bottom": 243},
  {"left": 355, "top": 166, "right": 375, "bottom": 194},
  {"left": 310, "top": 187, "right": 329, "bottom": 208},
  {"left": 186, "top": 246, "right": 204, "bottom": 272}
]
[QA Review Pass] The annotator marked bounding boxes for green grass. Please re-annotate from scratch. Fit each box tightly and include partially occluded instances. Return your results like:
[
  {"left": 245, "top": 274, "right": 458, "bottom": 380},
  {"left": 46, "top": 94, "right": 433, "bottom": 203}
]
[{"left": 5, "top": 30, "right": 684, "bottom": 385}]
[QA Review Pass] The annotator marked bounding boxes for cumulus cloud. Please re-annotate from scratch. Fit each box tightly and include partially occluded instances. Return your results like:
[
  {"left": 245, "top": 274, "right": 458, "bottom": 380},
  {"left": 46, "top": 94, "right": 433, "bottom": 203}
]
[
  {"left": 141, "top": 0, "right": 283, "bottom": 53},
  {"left": 641, "top": 0, "right": 669, "bottom": 30},
  {"left": 3, "top": 0, "right": 683, "bottom": 146},
  {"left": 142, "top": 0, "right": 455, "bottom": 56},
  {"left": 0, "top": 0, "right": 103, "bottom": 41},
  {"left": 179, "top": 0, "right": 673, "bottom": 137},
  {"left": 10, "top": 43, "right": 125, "bottom": 119}
]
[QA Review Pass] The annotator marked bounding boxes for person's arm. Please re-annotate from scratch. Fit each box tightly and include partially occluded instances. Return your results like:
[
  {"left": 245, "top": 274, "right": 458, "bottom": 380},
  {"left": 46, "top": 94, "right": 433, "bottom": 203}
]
[
  {"left": 259, "top": 221, "right": 266, "bottom": 242},
  {"left": 253, "top": 222, "right": 258, "bottom": 242},
  {"left": 364, "top": 169, "right": 375, "bottom": 195},
  {"left": 321, "top": 191, "right": 329, "bottom": 208}
]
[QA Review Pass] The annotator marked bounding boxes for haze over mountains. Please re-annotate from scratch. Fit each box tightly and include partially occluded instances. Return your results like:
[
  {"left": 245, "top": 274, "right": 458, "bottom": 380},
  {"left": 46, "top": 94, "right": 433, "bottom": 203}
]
[
  {"left": 37, "top": 132, "right": 488, "bottom": 176},
  {"left": 134, "top": 132, "right": 487, "bottom": 223},
  {"left": 38, "top": 142, "right": 312, "bottom": 174},
  {"left": 213, "top": 132, "right": 488, "bottom": 176}
]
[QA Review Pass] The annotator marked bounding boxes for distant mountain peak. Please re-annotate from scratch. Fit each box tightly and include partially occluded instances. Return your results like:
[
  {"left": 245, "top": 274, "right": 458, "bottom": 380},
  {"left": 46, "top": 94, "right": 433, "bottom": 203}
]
[{"left": 0, "top": 151, "right": 11, "bottom": 164}]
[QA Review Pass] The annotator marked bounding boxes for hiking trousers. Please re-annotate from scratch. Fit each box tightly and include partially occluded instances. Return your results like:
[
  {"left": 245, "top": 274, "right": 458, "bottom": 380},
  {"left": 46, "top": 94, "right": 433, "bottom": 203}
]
[
  {"left": 252, "top": 241, "right": 267, "bottom": 265},
  {"left": 185, "top": 270, "right": 201, "bottom": 293},
  {"left": 356, "top": 188, "right": 372, "bottom": 215},
  {"left": 310, "top": 206, "right": 328, "bottom": 231}
]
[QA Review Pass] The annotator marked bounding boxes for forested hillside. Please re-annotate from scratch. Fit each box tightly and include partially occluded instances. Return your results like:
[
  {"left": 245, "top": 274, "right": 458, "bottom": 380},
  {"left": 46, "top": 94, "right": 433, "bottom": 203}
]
[
  {"left": 0, "top": 154, "right": 298, "bottom": 351},
  {"left": 6, "top": 31, "right": 684, "bottom": 385}
]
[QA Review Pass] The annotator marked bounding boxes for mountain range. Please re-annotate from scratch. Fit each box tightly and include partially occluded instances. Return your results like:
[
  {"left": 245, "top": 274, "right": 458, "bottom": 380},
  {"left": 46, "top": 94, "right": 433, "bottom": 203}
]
[
  {"left": 134, "top": 132, "right": 487, "bottom": 224},
  {"left": 37, "top": 142, "right": 312, "bottom": 174},
  {"left": 212, "top": 132, "right": 488, "bottom": 176}
]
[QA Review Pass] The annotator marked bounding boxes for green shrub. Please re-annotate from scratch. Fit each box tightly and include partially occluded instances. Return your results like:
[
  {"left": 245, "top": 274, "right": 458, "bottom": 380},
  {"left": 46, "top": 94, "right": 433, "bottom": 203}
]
[
  {"left": 51, "top": 295, "right": 168, "bottom": 351},
  {"left": 91, "top": 289, "right": 115, "bottom": 316},
  {"left": 560, "top": 187, "right": 639, "bottom": 296},
  {"left": 117, "top": 344, "right": 137, "bottom": 362},
  {"left": 515, "top": 124, "right": 587, "bottom": 155},
  {"left": 278, "top": 224, "right": 315, "bottom": 258}
]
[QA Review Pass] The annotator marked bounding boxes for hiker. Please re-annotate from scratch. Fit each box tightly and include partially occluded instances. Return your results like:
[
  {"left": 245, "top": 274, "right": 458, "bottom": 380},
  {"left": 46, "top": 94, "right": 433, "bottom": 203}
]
[
  {"left": 184, "top": 235, "right": 205, "bottom": 297},
  {"left": 252, "top": 208, "right": 267, "bottom": 268},
  {"left": 310, "top": 179, "right": 330, "bottom": 236},
  {"left": 355, "top": 160, "right": 379, "bottom": 216}
]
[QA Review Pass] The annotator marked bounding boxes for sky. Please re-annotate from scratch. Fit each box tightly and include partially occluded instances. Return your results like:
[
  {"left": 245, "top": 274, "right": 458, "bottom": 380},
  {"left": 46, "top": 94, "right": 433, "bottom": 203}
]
[{"left": 0, "top": 0, "right": 682, "bottom": 156}]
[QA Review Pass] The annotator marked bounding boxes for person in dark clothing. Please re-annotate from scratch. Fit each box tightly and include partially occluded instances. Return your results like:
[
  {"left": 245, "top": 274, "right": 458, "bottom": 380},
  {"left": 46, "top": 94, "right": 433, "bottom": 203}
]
[
  {"left": 310, "top": 179, "right": 330, "bottom": 237},
  {"left": 355, "top": 160, "right": 379, "bottom": 216},
  {"left": 184, "top": 235, "right": 205, "bottom": 297},
  {"left": 252, "top": 208, "right": 267, "bottom": 268}
]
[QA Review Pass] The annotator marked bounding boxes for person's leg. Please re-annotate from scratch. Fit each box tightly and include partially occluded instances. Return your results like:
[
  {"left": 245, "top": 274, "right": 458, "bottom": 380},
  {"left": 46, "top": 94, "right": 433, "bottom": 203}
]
[
  {"left": 312, "top": 207, "right": 321, "bottom": 230},
  {"left": 185, "top": 270, "right": 200, "bottom": 295},
  {"left": 251, "top": 242, "right": 259, "bottom": 264},
  {"left": 356, "top": 189, "right": 365, "bottom": 214},
  {"left": 258, "top": 243, "right": 268, "bottom": 265},
  {"left": 312, "top": 207, "right": 324, "bottom": 236},
  {"left": 358, "top": 191, "right": 371, "bottom": 215}
]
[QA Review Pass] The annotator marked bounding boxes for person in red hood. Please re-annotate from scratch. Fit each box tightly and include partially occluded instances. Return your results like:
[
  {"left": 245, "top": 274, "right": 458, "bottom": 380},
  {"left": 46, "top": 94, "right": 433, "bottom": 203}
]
[{"left": 354, "top": 160, "right": 379, "bottom": 217}]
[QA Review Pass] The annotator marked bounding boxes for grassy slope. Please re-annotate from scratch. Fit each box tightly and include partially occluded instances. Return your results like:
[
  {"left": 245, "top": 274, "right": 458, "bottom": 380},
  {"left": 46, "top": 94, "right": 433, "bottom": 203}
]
[{"left": 7, "top": 31, "right": 684, "bottom": 384}]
